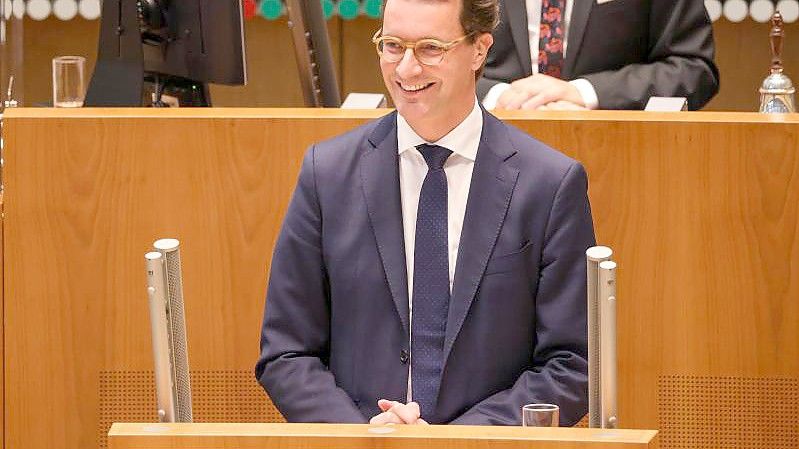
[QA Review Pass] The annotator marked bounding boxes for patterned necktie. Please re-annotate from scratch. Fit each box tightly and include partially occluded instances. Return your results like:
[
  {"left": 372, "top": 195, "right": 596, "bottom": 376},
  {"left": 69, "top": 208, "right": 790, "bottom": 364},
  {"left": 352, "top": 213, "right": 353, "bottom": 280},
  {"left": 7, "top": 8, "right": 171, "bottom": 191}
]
[
  {"left": 539, "top": 0, "right": 565, "bottom": 78},
  {"left": 411, "top": 144, "right": 452, "bottom": 421}
]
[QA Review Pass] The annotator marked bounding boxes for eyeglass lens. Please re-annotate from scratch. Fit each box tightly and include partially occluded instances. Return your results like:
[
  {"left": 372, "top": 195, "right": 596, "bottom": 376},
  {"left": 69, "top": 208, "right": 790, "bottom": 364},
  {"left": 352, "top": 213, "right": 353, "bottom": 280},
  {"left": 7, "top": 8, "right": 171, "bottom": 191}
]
[{"left": 378, "top": 39, "right": 448, "bottom": 65}]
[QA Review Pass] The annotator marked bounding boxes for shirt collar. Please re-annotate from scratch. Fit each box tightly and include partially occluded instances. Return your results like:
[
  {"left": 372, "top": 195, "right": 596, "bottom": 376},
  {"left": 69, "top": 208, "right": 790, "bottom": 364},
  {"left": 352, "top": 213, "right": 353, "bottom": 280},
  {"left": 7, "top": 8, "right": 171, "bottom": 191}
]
[{"left": 396, "top": 98, "right": 482, "bottom": 162}]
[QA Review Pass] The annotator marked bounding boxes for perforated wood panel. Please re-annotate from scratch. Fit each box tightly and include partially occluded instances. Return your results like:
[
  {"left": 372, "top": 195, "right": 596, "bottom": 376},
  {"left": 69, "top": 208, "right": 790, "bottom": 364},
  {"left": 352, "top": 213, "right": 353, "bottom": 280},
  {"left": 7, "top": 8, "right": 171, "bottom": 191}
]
[
  {"left": 570, "top": 414, "right": 589, "bottom": 428},
  {"left": 659, "top": 376, "right": 799, "bottom": 449},
  {"left": 99, "top": 370, "right": 284, "bottom": 449}
]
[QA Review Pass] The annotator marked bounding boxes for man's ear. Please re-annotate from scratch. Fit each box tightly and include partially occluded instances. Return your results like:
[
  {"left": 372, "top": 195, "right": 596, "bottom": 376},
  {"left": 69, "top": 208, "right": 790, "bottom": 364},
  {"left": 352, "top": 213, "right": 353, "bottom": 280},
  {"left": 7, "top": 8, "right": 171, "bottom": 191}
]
[{"left": 472, "top": 32, "right": 494, "bottom": 70}]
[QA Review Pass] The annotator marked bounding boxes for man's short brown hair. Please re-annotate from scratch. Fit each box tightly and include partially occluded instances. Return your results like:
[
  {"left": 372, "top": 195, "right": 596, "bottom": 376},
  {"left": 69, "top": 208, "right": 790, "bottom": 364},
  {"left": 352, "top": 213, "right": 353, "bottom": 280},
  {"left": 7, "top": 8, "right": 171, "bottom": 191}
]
[
  {"left": 459, "top": 0, "right": 499, "bottom": 79},
  {"left": 381, "top": 0, "right": 499, "bottom": 78},
  {"left": 459, "top": 0, "right": 500, "bottom": 43}
]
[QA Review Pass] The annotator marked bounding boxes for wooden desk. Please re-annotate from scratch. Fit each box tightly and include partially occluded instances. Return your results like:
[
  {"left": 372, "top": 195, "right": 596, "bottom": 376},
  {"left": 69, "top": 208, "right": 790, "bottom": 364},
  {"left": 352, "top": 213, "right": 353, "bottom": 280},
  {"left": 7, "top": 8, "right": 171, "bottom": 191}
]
[
  {"left": 107, "top": 423, "right": 659, "bottom": 449},
  {"left": 3, "top": 109, "right": 798, "bottom": 449}
]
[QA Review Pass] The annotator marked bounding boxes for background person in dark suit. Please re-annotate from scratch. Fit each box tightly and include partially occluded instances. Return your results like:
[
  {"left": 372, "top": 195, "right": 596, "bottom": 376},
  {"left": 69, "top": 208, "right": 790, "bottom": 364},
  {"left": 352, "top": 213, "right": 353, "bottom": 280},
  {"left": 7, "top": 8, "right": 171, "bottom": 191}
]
[
  {"left": 479, "top": 0, "right": 720, "bottom": 110},
  {"left": 256, "top": 0, "right": 595, "bottom": 426}
]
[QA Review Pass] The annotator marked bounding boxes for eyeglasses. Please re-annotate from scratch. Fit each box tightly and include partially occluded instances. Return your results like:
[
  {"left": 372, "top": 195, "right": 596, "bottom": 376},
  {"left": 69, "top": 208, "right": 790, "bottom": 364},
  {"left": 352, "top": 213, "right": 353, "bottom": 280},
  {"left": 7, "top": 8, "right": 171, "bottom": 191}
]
[{"left": 372, "top": 28, "right": 474, "bottom": 66}]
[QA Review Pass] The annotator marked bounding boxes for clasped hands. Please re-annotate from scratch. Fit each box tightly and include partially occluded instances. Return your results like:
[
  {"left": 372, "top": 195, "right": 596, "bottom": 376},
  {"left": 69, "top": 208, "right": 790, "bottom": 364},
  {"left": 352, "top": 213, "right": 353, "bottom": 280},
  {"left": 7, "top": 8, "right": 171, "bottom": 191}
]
[
  {"left": 369, "top": 399, "right": 429, "bottom": 425},
  {"left": 495, "top": 73, "right": 587, "bottom": 111}
]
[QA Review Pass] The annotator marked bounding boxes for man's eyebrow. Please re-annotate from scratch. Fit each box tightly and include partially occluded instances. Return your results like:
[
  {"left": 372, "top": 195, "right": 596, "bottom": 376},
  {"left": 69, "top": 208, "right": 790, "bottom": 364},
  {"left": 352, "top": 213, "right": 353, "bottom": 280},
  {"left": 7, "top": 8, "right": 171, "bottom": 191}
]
[{"left": 382, "top": 33, "right": 450, "bottom": 41}]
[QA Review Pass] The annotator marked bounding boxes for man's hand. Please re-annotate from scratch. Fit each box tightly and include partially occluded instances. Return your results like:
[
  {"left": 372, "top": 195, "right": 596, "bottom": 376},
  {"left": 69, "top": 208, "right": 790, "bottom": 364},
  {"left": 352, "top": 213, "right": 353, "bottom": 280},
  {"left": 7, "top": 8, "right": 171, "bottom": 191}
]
[
  {"left": 369, "top": 400, "right": 429, "bottom": 425},
  {"left": 495, "top": 74, "right": 585, "bottom": 110}
]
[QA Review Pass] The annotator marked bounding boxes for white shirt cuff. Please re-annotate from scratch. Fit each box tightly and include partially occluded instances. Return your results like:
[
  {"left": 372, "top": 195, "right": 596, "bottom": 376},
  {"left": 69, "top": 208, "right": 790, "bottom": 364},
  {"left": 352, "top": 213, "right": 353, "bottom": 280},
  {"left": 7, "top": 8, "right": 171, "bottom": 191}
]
[
  {"left": 482, "top": 82, "right": 512, "bottom": 110},
  {"left": 569, "top": 78, "right": 600, "bottom": 110}
]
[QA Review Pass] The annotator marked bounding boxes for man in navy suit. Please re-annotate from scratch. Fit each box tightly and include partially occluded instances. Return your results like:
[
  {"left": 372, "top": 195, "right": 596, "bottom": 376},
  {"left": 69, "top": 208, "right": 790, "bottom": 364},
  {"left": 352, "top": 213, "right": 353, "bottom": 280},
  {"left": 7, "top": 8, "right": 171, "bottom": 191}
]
[{"left": 255, "top": 0, "right": 595, "bottom": 426}]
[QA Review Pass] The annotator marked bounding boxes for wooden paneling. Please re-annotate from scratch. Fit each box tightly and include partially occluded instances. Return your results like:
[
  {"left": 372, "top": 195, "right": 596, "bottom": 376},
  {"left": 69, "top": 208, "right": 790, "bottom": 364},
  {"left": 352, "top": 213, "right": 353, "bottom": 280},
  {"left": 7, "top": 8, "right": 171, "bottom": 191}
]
[
  {"left": 107, "top": 423, "right": 659, "bottom": 449},
  {"left": 3, "top": 109, "right": 798, "bottom": 449},
  {"left": 19, "top": 17, "right": 99, "bottom": 107},
  {"left": 706, "top": 20, "right": 799, "bottom": 111},
  {"left": 97, "top": 370, "right": 286, "bottom": 449},
  {"left": 338, "top": 18, "right": 391, "bottom": 104},
  {"left": 0, "top": 192, "right": 4, "bottom": 447},
  {"left": 12, "top": 17, "right": 799, "bottom": 110},
  {"left": 1, "top": 108, "right": 380, "bottom": 449},
  {"left": 501, "top": 111, "right": 799, "bottom": 433}
]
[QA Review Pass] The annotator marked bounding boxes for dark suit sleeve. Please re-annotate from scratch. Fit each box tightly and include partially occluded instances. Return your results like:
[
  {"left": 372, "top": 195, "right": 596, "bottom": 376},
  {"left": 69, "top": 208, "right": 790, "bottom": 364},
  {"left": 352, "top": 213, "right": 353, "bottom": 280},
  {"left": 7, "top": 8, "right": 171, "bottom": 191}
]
[
  {"left": 254, "top": 145, "right": 367, "bottom": 423},
  {"left": 478, "top": 0, "right": 529, "bottom": 101},
  {"left": 581, "top": 0, "right": 720, "bottom": 110},
  {"left": 450, "top": 162, "right": 593, "bottom": 426}
]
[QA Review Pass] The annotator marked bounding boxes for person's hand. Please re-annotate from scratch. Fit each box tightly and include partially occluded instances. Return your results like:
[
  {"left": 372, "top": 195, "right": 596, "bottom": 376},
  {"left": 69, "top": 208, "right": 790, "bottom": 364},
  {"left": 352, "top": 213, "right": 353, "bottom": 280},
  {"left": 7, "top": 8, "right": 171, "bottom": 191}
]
[
  {"left": 495, "top": 74, "right": 585, "bottom": 111},
  {"left": 537, "top": 100, "right": 588, "bottom": 111},
  {"left": 369, "top": 399, "right": 429, "bottom": 425}
]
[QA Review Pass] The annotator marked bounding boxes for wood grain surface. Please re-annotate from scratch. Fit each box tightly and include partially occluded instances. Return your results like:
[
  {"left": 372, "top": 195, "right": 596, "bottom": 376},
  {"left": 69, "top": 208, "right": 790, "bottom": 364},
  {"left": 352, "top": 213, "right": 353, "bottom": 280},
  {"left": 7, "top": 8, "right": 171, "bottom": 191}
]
[
  {"left": 2, "top": 108, "right": 798, "bottom": 449},
  {"left": 0, "top": 192, "right": 3, "bottom": 445},
  {"left": 107, "top": 423, "right": 659, "bottom": 449}
]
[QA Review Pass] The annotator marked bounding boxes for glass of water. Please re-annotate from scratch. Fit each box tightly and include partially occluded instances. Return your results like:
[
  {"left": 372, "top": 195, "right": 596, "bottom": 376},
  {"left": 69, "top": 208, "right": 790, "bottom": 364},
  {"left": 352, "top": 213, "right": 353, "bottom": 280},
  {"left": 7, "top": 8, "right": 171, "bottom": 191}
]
[
  {"left": 52, "top": 56, "right": 86, "bottom": 107},
  {"left": 522, "top": 403, "right": 560, "bottom": 427}
]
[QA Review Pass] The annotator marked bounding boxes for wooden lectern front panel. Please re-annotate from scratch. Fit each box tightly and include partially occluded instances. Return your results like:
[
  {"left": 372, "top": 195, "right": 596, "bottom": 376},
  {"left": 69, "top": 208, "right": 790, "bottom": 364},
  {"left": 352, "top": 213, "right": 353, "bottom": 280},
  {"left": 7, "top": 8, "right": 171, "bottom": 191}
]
[{"left": 2, "top": 109, "right": 798, "bottom": 449}]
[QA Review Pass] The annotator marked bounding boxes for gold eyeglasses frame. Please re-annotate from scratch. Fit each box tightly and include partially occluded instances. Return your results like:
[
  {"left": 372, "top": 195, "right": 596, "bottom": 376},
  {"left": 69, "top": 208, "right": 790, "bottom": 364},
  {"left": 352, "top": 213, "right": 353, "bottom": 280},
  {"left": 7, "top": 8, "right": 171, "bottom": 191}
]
[{"left": 371, "top": 28, "right": 475, "bottom": 66}]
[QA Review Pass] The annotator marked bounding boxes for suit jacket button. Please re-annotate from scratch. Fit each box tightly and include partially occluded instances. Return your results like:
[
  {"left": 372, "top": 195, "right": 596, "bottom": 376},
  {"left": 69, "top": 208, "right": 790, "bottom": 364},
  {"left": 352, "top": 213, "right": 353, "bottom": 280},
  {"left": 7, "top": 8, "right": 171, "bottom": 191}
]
[{"left": 400, "top": 350, "right": 409, "bottom": 364}]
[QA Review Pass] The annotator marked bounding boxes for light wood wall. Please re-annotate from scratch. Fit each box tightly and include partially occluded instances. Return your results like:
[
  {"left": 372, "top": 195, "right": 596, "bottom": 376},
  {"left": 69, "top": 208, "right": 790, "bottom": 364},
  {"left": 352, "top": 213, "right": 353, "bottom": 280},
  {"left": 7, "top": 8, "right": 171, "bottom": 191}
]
[
  {"left": 12, "top": 16, "right": 799, "bottom": 110},
  {"left": 3, "top": 108, "right": 798, "bottom": 449}
]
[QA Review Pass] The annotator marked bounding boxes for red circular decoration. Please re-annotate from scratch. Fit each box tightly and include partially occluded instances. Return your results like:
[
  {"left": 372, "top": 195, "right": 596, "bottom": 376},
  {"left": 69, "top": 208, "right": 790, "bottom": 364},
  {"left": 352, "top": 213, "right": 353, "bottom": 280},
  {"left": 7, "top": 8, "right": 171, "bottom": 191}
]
[{"left": 243, "top": 0, "right": 257, "bottom": 19}]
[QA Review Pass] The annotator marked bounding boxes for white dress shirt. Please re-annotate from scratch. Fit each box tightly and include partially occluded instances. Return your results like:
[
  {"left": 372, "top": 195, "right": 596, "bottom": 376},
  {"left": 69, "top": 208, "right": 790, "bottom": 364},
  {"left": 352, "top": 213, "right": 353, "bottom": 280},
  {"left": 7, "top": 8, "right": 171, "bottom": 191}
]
[
  {"left": 482, "top": 0, "right": 599, "bottom": 109},
  {"left": 397, "top": 98, "right": 482, "bottom": 402}
]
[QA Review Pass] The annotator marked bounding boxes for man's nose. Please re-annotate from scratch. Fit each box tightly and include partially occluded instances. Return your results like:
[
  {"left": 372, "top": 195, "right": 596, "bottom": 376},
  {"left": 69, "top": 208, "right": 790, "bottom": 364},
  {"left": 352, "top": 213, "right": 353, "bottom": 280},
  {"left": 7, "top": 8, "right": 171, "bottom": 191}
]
[{"left": 395, "top": 48, "right": 423, "bottom": 79}]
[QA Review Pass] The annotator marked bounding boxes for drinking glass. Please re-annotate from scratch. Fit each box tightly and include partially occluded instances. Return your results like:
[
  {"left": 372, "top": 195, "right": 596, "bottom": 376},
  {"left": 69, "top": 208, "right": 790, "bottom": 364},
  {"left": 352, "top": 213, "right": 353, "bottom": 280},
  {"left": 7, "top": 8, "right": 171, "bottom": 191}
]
[
  {"left": 52, "top": 56, "right": 86, "bottom": 107},
  {"left": 522, "top": 403, "right": 559, "bottom": 427}
]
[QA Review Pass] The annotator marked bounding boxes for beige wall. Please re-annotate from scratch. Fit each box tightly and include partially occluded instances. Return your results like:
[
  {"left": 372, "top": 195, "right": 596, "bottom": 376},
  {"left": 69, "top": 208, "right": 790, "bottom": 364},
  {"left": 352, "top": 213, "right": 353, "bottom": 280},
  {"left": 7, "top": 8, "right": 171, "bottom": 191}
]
[{"left": 10, "top": 16, "right": 799, "bottom": 110}]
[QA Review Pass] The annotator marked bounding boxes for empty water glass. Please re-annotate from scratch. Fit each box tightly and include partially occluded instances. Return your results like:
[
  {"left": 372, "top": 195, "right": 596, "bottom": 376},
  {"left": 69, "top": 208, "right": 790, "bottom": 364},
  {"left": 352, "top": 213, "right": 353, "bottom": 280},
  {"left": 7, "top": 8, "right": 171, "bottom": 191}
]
[
  {"left": 522, "top": 403, "right": 559, "bottom": 427},
  {"left": 52, "top": 56, "right": 86, "bottom": 107}
]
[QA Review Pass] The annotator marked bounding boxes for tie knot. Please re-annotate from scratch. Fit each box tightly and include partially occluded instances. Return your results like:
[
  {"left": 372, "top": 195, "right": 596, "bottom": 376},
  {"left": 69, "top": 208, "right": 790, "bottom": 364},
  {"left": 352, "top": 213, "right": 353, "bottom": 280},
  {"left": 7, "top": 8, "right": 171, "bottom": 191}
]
[{"left": 417, "top": 144, "right": 452, "bottom": 171}]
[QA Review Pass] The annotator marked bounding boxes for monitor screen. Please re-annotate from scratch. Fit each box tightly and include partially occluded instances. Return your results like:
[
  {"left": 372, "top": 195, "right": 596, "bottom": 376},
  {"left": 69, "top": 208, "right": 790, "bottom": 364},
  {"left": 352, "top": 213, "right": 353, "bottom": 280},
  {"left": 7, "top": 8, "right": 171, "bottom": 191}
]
[
  {"left": 85, "top": 0, "right": 247, "bottom": 107},
  {"left": 141, "top": 0, "right": 246, "bottom": 86}
]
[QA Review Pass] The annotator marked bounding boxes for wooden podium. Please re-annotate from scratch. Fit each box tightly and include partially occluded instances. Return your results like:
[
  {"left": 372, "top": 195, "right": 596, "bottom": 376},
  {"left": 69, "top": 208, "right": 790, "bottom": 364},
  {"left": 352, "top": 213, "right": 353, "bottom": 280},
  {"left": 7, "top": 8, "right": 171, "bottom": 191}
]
[
  {"left": 107, "top": 423, "right": 659, "bottom": 449},
  {"left": 2, "top": 108, "right": 798, "bottom": 449}
]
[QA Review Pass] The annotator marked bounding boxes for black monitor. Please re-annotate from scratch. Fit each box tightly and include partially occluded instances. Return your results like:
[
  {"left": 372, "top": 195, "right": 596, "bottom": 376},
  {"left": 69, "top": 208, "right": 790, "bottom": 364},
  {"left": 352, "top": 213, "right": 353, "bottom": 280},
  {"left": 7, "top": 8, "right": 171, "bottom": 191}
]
[{"left": 85, "top": 0, "right": 247, "bottom": 107}]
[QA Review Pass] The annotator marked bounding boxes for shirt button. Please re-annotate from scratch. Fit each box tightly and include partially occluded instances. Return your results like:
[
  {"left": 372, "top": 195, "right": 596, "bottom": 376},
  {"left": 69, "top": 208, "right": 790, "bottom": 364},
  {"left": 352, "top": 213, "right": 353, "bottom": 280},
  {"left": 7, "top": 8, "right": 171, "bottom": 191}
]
[{"left": 400, "top": 349, "right": 409, "bottom": 364}]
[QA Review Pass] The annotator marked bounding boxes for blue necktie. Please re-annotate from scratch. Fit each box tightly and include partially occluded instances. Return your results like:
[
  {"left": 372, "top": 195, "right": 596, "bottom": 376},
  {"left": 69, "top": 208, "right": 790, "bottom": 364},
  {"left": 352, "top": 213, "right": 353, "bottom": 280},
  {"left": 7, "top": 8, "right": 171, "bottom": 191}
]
[{"left": 411, "top": 144, "right": 452, "bottom": 420}]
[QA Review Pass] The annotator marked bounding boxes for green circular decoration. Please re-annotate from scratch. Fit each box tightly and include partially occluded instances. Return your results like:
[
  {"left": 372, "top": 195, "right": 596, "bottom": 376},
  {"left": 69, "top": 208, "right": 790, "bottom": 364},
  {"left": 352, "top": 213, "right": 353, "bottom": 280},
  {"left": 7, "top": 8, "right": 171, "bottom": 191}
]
[
  {"left": 321, "top": 0, "right": 334, "bottom": 19},
  {"left": 337, "top": 0, "right": 360, "bottom": 20},
  {"left": 364, "top": 0, "right": 382, "bottom": 18},
  {"left": 259, "top": 0, "right": 283, "bottom": 19}
]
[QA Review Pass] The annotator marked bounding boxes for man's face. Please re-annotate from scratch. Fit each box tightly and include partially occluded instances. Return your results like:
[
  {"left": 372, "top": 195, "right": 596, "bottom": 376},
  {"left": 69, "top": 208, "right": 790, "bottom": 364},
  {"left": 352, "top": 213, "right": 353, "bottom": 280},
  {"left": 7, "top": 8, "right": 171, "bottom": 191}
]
[{"left": 380, "top": 0, "right": 490, "bottom": 131}]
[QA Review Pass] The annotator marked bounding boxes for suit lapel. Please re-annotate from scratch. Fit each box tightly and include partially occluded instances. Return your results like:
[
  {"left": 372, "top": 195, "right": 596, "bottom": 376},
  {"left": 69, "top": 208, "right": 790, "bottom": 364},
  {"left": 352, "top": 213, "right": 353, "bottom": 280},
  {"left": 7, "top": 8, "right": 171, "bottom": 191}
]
[
  {"left": 443, "top": 110, "right": 519, "bottom": 363},
  {"left": 361, "top": 112, "right": 410, "bottom": 336},
  {"left": 506, "top": 0, "right": 533, "bottom": 76},
  {"left": 563, "top": 0, "right": 594, "bottom": 78}
]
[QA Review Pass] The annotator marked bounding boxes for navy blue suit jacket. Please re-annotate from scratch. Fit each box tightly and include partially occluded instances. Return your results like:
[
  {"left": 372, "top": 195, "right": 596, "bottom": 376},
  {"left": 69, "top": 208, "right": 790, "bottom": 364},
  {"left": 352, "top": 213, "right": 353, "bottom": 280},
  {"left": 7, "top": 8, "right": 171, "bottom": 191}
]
[{"left": 256, "top": 109, "right": 595, "bottom": 425}]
